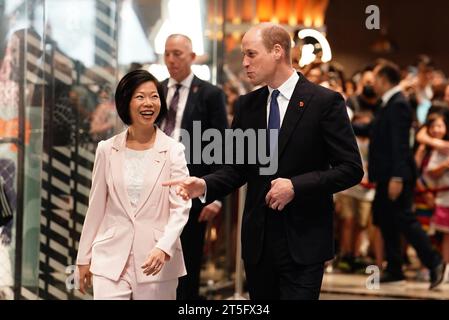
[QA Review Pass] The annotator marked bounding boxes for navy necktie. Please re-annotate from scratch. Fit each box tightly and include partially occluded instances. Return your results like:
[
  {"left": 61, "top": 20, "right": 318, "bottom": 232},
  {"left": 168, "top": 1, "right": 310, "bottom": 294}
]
[
  {"left": 164, "top": 83, "right": 182, "bottom": 137},
  {"left": 267, "top": 89, "right": 280, "bottom": 155}
]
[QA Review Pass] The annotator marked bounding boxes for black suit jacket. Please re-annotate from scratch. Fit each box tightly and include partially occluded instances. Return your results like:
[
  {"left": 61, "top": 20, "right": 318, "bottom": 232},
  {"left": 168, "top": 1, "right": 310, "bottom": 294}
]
[
  {"left": 161, "top": 75, "right": 228, "bottom": 213},
  {"left": 203, "top": 73, "right": 363, "bottom": 265},
  {"left": 368, "top": 92, "right": 416, "bottom": 183}
]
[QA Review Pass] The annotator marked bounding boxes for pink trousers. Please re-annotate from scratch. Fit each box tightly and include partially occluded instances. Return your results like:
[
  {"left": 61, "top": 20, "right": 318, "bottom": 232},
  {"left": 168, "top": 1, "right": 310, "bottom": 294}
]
[{"left": 92, "top": 253, "right": 178, "bottom": 300}]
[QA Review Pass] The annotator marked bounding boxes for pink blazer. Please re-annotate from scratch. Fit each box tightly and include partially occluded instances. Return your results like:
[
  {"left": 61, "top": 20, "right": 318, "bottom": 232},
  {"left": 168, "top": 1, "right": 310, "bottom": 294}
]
[{"left": 76, "top": 128, "right": 191, "bottom": 283}]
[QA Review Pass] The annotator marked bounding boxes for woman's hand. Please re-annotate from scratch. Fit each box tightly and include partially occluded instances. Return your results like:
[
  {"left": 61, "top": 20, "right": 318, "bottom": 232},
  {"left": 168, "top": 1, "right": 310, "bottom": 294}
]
[
  {"left": 141, "top": 248, "right": 169, "bottom": 276},
  {"left": 77, "top": 264, "right": 92, "bottom": 294},
  {"left": 388, "top": 179, "right": 403, "bottom": 201}
]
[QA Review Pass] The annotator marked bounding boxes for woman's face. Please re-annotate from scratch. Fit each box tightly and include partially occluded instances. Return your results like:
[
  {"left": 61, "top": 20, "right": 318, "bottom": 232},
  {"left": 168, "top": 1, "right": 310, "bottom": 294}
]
[
  {"left": 428, "top": 117, "right": 447, "bottom": 140},
  {"left": 129, "top": 81, "right": 161, "bottom": 128}
]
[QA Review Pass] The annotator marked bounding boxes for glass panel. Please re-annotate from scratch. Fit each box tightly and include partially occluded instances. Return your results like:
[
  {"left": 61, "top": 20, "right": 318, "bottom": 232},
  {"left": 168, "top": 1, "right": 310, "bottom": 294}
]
[
  {"left": 22, "top": 0, "right": 45, "bottom": 299},
  {"left": 0, "top": 0, "right": 46, "bottom": 300},
  {"left": 0, "top": 0, "right": 21, "bottom": 301},
  {"left": 38, "top": 0, "right": 119, "bottom": 300}
]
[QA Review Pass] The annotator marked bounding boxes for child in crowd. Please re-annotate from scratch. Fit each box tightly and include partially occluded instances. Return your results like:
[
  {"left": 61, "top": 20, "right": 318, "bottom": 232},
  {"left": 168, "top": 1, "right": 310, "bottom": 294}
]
[
  {"left": 415, "top": 113, "right": 441, "bottom": 234},
  {"left": 425, "top": 112, "right": 449, "bottom": 276}
]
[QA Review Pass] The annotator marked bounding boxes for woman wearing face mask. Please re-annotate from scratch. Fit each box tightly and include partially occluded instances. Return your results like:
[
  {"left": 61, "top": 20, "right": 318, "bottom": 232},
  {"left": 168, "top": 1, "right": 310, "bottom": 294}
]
[
  {"left": 76, "top": 70, "right": 191, "bottom": 299},
  {"left": 347, "top": 67, "right": 381, "bottom": 118}
]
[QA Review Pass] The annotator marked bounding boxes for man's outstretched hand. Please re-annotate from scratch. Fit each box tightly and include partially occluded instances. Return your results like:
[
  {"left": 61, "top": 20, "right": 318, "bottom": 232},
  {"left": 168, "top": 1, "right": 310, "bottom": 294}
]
[{"left": 162, "top": 177, "right": 207, "bottom": 200}]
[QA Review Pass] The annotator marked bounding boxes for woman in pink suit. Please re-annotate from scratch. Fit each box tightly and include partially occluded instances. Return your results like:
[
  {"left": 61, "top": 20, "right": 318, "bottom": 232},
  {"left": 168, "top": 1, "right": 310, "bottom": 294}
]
[{"left": 76, "top": 70, "right": 191, "bottom": 299}]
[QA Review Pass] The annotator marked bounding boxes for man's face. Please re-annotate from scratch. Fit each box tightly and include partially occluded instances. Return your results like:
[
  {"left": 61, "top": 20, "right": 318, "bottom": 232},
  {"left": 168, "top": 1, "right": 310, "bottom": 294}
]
[
  {"left": 373, "top": 66, "right": 387, "bottom": 96},
  {"left": 307, "top": 68, "right": 322, "bottom": 84},
  {"left": 241, "top": 29, "right": 276, "bottom": 86},
  {"left": 164, "top": 36, "right": 195, "bottom": 82}
]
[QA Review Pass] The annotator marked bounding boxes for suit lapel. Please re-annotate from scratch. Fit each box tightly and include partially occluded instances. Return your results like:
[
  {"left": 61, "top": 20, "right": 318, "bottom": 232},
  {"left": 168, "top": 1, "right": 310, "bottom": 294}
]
[
  {"left": 110, "top": 130, "right": 134, "bottom": 220},
  {"left": 277, "top": 74, "right": 314, "bottom": 159},
  {"left": 250, "top": 88, "right": 271, "bottom": 201},
  {"left": 158, "top": 80, "right": 169, "bottom": 129},
  {"left": 253, "top": 87, "right": 269, "bottom": 130},
  {"left": 162, "top": 79, "right": 169, "bottom": 97},
  {"left": 180, "top": 76, "right": 202, "bottom": 131}
]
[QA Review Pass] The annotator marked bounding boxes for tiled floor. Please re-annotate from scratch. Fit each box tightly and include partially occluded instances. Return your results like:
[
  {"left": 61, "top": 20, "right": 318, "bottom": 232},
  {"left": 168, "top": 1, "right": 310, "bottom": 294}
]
[
  {"left": 203, "top": 272, "right": 449, "bottom": 300},
  {"left": 319, "top": 292, "right": 399, "bottom": 300},
  {"left": 321, "top": 273, "right": 449, "bottom": 300},
  {"left": 201, "top": 258, "right": 449, "bottom": 300}
]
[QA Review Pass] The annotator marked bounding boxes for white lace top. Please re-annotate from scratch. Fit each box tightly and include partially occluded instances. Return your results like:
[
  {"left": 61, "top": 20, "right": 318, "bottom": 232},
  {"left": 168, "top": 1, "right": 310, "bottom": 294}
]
[{"left": 124, "top": 147, "right": 152, "bottom": 210}]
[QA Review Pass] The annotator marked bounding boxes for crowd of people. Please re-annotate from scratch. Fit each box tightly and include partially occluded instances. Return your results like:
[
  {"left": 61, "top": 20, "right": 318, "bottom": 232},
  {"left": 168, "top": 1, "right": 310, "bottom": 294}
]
[{"left": 296, "top": 54, "right": 449, "bottom": 287}]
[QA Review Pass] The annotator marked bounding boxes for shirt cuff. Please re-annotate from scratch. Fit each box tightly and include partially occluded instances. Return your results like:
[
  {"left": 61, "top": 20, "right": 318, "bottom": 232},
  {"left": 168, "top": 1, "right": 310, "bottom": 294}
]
[
  {"left": 198, "top": 184, "right": 207, "bottom": 203},
  {"left": 212, "top": 200, "right": 222, "bottom": 208},
  {"left": 391, "top": 177, "right": 403, "bottom": 182}
]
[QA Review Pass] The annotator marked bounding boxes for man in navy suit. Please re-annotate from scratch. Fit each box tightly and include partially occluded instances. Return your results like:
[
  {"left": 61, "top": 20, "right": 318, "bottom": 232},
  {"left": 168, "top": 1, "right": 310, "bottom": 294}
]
[
  {"left": 164, "top": 23, "right": 363, "bottom": 300},
  {"left": 161, "top": 34, "right": 228, "bottom": 300},
  {"left": 368, "top": 62, "right": 446, "bottom": 289}
]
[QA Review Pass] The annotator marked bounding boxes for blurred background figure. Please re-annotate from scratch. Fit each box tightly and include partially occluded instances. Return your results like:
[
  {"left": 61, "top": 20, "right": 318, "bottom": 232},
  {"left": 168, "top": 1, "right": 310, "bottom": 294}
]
[
  {"left": 89, "top": 85, "right": 117, "bottom": 143},
  {"left": 161, "top": 34, "right": 228, "bottom": 300}
]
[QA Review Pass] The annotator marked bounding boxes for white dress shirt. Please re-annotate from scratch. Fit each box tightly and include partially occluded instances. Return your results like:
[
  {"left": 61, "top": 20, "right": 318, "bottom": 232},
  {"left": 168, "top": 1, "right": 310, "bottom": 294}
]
[
  {"left": 162, "top": 72, "right": 195, "bottom": 141},
  {"left": 267, "top": 71, "right": 299, "bottom": 127},
  {"left": 381, "top": 85, "right": 402, "bottom": 107}
]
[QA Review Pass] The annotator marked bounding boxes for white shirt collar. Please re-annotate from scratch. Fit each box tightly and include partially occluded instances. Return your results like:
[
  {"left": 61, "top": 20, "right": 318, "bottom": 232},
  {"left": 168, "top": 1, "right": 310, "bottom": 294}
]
[
  {"left": 381, "top": 85, "right": 402, "bottom": 106},
  {"left": 268, "top": 71, "right": 299, "bottom": 100},
  {"left": 168, "top": 72, "right": 195, "bottom": 89}
]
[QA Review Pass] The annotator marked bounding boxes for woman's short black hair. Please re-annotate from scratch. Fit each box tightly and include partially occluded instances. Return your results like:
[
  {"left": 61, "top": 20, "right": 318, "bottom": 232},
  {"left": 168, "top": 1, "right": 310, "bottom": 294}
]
[{"left": 115, "top": 69, "right": 167, "bottom": 125}]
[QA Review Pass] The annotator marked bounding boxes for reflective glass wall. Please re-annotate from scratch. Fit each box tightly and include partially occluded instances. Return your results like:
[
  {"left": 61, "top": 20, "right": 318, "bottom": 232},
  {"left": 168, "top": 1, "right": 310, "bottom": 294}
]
[
  {"left": 0, "top": 0, "right": 46, "bottom": 300},
  {"left": 0, "top": 0, "right": 122, "bottom": 300},
  {"left": 0, "top": 0, "right": 226, "bottom": 300},
  {"left": 40, "top": 0, "right": 120, "bottom": 300}
]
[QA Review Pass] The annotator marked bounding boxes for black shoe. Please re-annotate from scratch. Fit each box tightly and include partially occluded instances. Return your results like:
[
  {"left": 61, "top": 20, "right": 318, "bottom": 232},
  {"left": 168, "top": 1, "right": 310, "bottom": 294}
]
[
  {"left": 380, "top": 272, "right": 406, "bottom": 284},
  {"left": 429, "top": 262, "right": 447, "bottom": 290},
  {"left": 351, "top": 257, "right": 369, "bottom": 274},
  {"left": 335, "top": 256, "right": 353, "bottom": 273}
]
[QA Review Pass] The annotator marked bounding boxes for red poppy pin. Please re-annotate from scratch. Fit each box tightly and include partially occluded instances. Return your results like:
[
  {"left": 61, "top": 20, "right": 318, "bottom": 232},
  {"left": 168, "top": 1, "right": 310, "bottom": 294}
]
[{"left": 298, "top": 101, "right": 304, "bottom": 108}]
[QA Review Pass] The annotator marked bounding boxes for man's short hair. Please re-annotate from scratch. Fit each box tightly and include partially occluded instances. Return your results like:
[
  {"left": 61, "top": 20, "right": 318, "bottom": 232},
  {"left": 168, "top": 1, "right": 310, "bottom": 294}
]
[
  {"left": 166, "top": 34, "right": 193, "bottom": 51},
  {"left": 260, "top": 25, "right": 291, "bottom": 63},
  {"left": 376, "top": 62, "right": 401, "bottom": 86}
]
